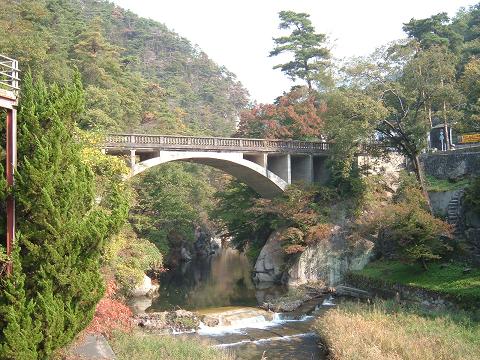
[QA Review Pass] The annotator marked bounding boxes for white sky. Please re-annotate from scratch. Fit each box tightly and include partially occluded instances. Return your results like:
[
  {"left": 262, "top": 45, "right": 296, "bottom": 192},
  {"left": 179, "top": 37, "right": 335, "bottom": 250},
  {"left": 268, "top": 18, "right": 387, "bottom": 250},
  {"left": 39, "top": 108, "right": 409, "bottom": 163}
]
[{"left": 112, "top": 0, "right": 478, "bottom": 104}]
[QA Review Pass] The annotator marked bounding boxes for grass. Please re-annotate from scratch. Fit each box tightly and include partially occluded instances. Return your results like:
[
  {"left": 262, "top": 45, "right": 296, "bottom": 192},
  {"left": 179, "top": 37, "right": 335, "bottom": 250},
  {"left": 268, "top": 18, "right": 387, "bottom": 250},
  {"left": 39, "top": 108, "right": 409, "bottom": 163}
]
[
  {"left": 110, "top": 331, "right": 233, "bottom": 360},
  {"left": 351, "top": 260, "right": 480, "bottom": 306},
  {"left": 314, "top": 300, "right": 480, "bottom": 360},
  {"left": 426, "top": 175, "right": 470, "bottom": 192}
]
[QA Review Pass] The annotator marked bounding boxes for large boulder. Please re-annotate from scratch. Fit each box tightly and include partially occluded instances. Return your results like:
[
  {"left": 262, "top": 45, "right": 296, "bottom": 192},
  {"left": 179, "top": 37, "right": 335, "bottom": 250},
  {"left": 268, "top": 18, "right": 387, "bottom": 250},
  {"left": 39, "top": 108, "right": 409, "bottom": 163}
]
[
  {"left": 132, "top": 274, "right": 159, "bottom": 297},
  {"left": 253, "top": 230, "right": 286, "bottom": 283},
  {"left": 288, "top": 226, "right": 373, "bottom": 287}
]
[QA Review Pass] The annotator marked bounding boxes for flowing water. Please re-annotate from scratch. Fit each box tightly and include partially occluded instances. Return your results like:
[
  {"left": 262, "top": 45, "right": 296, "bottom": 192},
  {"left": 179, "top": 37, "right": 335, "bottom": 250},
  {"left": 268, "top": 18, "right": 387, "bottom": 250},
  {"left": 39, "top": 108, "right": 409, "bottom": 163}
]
[{"left": 150, "top": 248, "right": 327, "bottom": 360}]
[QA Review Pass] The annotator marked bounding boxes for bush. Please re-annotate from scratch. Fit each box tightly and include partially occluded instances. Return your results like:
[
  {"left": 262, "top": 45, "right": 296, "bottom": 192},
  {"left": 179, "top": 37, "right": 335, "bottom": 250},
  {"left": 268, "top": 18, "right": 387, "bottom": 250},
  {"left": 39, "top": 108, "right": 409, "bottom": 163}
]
[
  {"left": 464, "top": 177, "right": 480, "bottom": 215},
  {"left": 105, "top": 226, "right": 164, "bottom": 297},
  {"left": 374, "top": 175, "right": 452, "bottom": 268}
]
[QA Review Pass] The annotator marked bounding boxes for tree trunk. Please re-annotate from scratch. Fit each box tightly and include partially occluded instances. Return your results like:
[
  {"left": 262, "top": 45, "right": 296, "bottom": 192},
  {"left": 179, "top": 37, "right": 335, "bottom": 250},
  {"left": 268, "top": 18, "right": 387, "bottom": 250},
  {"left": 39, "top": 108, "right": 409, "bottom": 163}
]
[
  {"left": 412, "top": 154, "right": 433, "bottom": 213},
  {"left": 443, "top": 100, "right": 450, "bottom": 151}
]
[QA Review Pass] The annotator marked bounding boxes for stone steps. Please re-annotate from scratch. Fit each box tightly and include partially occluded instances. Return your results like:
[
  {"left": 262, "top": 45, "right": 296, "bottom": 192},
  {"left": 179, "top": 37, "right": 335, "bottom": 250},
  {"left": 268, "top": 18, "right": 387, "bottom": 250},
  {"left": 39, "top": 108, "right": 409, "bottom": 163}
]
[{"left": 446, "top": 191, "right": 464, "bottom": 235}]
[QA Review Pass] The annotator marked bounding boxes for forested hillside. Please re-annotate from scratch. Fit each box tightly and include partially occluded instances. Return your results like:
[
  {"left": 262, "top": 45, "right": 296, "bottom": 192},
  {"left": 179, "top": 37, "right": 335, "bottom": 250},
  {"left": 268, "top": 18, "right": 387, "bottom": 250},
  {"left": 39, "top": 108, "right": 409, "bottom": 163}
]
[{"left": 0, "top": 0, "right": 249, "bottom": 135}]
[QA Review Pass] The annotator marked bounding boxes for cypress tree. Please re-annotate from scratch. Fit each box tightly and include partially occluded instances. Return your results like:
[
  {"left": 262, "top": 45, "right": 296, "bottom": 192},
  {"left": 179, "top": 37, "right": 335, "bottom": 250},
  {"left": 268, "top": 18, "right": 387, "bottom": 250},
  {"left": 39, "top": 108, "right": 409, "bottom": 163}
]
[
  {"left": 0, "top": 70, "right": 129, "bottom": 359},
  {"left": 0, "top": 245, "right": 42, "bottom": 360}
]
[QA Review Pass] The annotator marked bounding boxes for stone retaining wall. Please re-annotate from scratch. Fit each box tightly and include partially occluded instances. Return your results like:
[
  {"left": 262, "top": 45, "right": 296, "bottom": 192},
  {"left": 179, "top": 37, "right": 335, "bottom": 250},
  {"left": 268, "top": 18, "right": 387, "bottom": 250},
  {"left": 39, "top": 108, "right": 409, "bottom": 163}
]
[{"left": 421, "top": 151, "right": 480, "bottom": 180}]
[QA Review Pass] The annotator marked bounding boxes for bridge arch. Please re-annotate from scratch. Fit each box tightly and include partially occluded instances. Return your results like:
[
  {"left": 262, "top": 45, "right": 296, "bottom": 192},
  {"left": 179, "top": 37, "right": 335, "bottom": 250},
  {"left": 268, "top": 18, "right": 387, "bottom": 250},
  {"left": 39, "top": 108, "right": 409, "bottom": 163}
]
[{"left": 131, "top": 151, "right": 288, "bottom": 198}]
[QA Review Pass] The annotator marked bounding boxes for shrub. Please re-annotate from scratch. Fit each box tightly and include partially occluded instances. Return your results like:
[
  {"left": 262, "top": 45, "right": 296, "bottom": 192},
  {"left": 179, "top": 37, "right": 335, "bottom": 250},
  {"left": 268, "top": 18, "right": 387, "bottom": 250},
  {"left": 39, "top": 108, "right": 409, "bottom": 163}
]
[
  {"left": 464, "top": 177, "right": 480, "bottom": 215},
  {"left": 375, "top": 176, "right": 452, "bottom": 268},
  {"left": 105, "top": 226, "right": 164, "bottom": 296},
  {"left": 86, "top": 280, "right": 133, "bottom": 336}
]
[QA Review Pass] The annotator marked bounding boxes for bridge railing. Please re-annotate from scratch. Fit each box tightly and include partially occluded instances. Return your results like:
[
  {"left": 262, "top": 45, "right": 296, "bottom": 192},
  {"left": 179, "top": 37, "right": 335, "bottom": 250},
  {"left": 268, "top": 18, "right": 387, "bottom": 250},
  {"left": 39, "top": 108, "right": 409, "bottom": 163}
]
[
  {"left": 105, "top": 134, "right": 330, "bottom": 153},
  {"left": 0, "top": 55, "right": 19, "bottom": 100}
]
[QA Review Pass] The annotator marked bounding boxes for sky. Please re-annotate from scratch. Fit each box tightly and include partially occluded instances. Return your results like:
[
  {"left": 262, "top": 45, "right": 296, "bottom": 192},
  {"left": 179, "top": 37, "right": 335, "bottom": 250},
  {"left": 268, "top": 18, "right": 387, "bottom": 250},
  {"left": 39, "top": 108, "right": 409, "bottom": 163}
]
[{"left": 112, "top": 0, "right": 478, "bottom": 104}]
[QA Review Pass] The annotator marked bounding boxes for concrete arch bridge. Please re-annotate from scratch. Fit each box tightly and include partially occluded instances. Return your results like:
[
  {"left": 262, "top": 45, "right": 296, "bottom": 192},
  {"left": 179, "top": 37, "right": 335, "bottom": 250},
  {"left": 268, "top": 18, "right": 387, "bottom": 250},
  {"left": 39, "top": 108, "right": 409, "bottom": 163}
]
[{"left": 103, "top": 134, "right": 330, "bottom": 198}]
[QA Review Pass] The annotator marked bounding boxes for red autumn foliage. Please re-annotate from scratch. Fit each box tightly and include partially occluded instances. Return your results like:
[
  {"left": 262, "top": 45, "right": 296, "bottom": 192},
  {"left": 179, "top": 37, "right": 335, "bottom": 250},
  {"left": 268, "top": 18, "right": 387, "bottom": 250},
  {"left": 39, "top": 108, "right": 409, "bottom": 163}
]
[
  {"left": 86, "top": 280, "right": 133, "bottom": 337},
  {"left": 284, "top": 244, "right": 306, "bottom": 254},
  {"left": 236, "top": 86, "right": 326, "bottom": 140}
]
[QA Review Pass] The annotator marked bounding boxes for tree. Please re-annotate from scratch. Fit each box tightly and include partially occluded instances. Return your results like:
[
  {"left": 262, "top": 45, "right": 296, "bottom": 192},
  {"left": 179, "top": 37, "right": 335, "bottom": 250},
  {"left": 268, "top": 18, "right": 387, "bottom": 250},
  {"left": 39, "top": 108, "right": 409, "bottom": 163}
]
[
  {"left": 403, "top": 12, "right": 463, "bottom": 53},
  {"left": 402, "top": 45, "right": 463, "bottom": 149},
  {"left": 130, "top": 163, "right": 215, "bottom": 261},
  {"left": 459, "top": 58, "right": 480, "bottom": 132},
  {"left": 236, "top": 86, "right": 325, "bottom": 140},
  {"left": 270, "top": 11, "right": 331, "bottom": 90},
  {"left": 0, "top": 71, "right": 129, "bottom": 358},
  {"left": 323, "top": 88, "right": 388, "bottom": 187},
  {"left": 210, "top": 180, "right": 275, "bottom": 261},
  {"left": 342, "top": 45, "right": 456, "bottom": 205}
]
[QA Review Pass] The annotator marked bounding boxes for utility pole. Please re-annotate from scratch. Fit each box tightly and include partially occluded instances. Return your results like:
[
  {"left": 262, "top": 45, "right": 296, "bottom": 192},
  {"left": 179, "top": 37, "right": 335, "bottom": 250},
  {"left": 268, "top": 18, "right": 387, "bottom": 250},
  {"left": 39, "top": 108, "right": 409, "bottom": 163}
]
[{"left": 0, "top": 55, "right": 19, "bottom": 275}]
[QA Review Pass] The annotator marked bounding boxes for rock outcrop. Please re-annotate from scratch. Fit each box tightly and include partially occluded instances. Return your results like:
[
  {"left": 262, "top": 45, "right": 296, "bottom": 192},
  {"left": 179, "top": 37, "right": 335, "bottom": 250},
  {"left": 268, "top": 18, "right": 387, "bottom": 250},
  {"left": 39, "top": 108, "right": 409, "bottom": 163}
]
[
  {"left": 253, "top": 230, "right": 286, "bottom": 283},
  {"left": 288, "top": 225, "right": 373, "bottom": 287},
  {"left": 254, "top": 226, "right": 374, "bottom": 287}
]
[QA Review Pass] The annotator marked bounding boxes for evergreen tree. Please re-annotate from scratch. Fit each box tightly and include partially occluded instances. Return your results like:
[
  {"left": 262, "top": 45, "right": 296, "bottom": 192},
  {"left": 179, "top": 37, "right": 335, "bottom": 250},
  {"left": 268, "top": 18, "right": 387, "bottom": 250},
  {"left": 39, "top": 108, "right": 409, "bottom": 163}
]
[
  {"left": 0, "top": 71, "right": 129, "bottom": 359},
  {"left": 270, "top": 11, "right": 331, "bottom": 90},
  {"left": 0, "top": 246, "right": 42, "bottom": 360}
]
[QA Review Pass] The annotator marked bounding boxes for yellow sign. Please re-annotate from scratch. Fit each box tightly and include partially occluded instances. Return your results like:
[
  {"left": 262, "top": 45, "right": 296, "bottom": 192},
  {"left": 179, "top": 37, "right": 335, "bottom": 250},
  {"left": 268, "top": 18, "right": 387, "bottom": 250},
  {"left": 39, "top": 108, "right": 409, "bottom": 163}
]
[{"left": 459, "top": 133, "right": 480, "bottom": 143}]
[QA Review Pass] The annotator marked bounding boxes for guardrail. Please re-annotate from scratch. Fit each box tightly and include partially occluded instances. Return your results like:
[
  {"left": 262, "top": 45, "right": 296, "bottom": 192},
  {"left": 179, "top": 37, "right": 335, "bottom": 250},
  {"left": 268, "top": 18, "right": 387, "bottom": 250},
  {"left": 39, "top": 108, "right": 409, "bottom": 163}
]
[
  {"left": 0, "top": 55, "right": 19, "bottom": 99},
  {"left": 105, "top": 134, "right": 330, "bottom": 153}
]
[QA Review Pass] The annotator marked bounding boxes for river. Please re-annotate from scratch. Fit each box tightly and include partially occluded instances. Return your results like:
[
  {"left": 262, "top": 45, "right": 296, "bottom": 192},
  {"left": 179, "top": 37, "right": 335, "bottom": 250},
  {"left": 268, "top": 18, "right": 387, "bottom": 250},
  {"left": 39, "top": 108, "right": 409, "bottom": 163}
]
[{"left": 150, "top": 248, "right": 327, "bottom": 360}]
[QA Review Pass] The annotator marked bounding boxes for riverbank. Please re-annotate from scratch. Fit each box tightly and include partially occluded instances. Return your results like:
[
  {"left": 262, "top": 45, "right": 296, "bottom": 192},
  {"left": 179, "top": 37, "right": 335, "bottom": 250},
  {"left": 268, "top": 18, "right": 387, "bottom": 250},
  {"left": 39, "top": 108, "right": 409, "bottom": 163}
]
[
  {"left": 314, "top": 299, "right": 480, "bottom": 360},
  {"left": 347, "top": 260, "right": 480, "bottom": 307}
]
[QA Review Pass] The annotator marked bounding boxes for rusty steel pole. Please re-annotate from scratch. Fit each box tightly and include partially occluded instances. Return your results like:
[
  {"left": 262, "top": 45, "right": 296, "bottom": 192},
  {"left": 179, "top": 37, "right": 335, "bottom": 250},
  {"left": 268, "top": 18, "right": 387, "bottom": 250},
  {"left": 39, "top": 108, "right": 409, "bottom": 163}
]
[
  {"left": 5, "top": 108, "right": 16, "bottom": 274},
  {"left": 0, "top": 55, "right": 19, "bottom": 275}
]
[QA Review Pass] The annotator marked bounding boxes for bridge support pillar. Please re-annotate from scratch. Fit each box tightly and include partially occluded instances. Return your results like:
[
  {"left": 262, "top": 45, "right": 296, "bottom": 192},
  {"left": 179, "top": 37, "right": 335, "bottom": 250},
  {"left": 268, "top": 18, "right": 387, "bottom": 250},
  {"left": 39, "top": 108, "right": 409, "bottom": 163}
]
[
  {"left": 130, "top": 149, "right": 136, "bottom": 175},
  {"left": 267, "top": 154, "right": 291, "bottom": 184},
  {"left": 313, "top": 156, "right": 330, "bottom": 184},
  {"left": 291, "top": 155, "right": 314, "bottom": 184}
]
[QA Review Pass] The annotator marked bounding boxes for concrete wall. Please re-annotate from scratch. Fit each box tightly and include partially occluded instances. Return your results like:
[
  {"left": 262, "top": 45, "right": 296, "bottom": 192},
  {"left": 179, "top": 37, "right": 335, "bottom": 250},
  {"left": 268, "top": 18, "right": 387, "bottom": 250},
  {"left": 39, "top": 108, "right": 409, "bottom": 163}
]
[
  {"left": 313, "top": 156, "right": 329, "bottom": 184},
  {"left": 291, "top": 155, "right": 313, "bottom": 183},
  {"left": 421, "top": 151, "right": 480, "bottom": 180},
  {"left": 267, "top": 154, "right": 291, "bottom": 184},
  {"left": 428, "top": 190, "right": 462, "bottom": 218},
  {"left": 243, "top": 153, "right": 267, "bottom": 167}
]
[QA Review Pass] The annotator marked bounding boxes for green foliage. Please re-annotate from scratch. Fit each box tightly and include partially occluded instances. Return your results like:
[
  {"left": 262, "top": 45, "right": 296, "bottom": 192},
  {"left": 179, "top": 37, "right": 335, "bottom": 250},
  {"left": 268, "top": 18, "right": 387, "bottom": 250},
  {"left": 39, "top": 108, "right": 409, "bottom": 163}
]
[
  {"left": 270, "top": 10, "right": 331, "bottom": 90},
  {"left": 426, "top": 175, "right": 471, "bottom": 192},
  {"left": 464, "top": 177, "right": 480, "bottom": 215},
  {"left": 212, "top": 181, "right": 339, "bottom": 258},
  {"left": 130, "top": 163, "right": 215, "bottom": 260},
  {"left": 375, "top": 175, "right": 453, "bottom": 267},
  {"left": 0, "top": 72, "right": 129, "bottom": 359},
  {"left": 0, "top": 0, "right": 248, "bottom": 135},
  {"left": 104, "top": 225, "right": 163, "bottom": 296},
  {"left": 211, "top": 180, "right": 275, "bottom": 259},
  {"left": 352, "top": 260, "right": 480, "bottom": 306},
  {"left": 0, "top": 246, "right": 42, "bottom": 360}
]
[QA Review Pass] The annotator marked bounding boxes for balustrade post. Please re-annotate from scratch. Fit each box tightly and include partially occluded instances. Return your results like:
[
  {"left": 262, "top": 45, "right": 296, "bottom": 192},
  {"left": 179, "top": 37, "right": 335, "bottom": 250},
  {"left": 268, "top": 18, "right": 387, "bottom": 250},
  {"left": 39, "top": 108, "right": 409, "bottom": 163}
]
[{"left": 130, "top": 135, "right": 135, "bottom": 144}]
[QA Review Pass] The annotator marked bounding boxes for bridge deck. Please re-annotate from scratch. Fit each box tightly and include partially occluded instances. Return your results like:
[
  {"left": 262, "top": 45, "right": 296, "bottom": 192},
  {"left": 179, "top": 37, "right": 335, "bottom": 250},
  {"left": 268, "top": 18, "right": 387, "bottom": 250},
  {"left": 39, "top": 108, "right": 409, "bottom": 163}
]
[{"left": 105, "top": 134, "right": 329, "bottom": 154}]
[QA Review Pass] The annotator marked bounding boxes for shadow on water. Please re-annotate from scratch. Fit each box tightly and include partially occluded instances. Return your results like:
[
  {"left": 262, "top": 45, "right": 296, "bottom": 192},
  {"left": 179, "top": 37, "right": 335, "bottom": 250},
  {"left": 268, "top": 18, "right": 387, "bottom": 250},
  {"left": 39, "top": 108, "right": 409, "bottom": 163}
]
[{"left": 151, "top": 248, "right": 287, "bottom": 311}]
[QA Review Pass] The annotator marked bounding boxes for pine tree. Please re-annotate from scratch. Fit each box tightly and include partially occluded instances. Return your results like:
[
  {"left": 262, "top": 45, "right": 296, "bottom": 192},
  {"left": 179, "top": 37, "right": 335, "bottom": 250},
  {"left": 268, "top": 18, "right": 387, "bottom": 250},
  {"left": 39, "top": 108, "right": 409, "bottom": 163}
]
[{"left": 270, "top": 11, "right": 331, "bottom": 90}]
